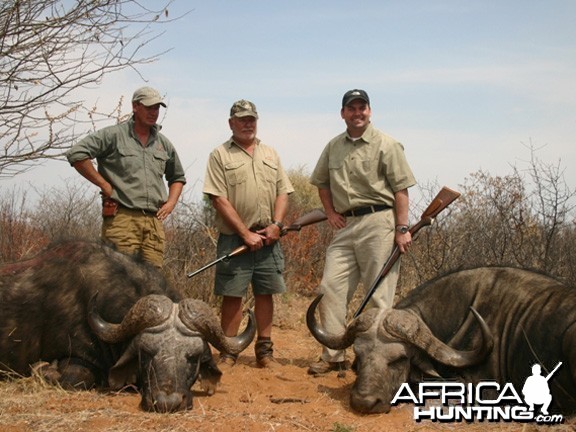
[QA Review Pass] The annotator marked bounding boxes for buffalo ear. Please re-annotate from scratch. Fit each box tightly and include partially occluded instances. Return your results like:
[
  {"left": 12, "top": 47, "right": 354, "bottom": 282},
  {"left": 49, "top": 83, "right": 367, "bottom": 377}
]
[{"left": 108, "top": 345, "right": 138, "bottom": 389}]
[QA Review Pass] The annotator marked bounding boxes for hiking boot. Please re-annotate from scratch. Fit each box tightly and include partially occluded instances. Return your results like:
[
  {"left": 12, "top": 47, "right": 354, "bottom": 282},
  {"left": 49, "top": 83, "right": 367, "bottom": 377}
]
[
  {"left": 255, "top": 339, "right": 280, "bottom": 369},
  {"left": 307, "top": 358, "right": 349, "bottom": 376},
  {"left": 257, "top": 355, "right": 281, "bottom": 369},
  {"left": 218, "top": 353, "right": 237, "bottom": 371}
]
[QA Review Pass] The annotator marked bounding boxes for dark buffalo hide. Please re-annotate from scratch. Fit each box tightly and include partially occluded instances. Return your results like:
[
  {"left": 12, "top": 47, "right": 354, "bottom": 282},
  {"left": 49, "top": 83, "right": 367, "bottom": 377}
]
[
  {"left": 308, "top": 267, "right": 576, "bottom": 415},
  {"left": 0, "top": 241, "right": 255, "bottom": 412}
]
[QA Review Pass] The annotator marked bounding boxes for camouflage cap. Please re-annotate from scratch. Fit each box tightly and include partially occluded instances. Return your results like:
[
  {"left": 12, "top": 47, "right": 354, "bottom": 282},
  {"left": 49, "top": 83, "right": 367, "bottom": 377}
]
[
  {"left": 230, "top": 99, "right": 258, "bottom": 119},
  {"left": 132, "top": 86, "right": 166, "bottom": 107},
  {"left": 342, "top": 89, "right": 370, "bottom": 107}
]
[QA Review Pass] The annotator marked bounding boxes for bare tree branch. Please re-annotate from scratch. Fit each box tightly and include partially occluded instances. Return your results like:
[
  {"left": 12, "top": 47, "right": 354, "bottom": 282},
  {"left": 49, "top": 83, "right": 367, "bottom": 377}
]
[{"left": 0, "top": 0, "right": 183, "bottom": 177}]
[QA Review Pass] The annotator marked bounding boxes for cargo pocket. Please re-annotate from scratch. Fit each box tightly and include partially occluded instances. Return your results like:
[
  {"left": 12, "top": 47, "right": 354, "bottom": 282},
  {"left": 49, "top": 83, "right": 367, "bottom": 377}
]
[{"left": 271, "top": 243, "right": 285, "bottom": 274}]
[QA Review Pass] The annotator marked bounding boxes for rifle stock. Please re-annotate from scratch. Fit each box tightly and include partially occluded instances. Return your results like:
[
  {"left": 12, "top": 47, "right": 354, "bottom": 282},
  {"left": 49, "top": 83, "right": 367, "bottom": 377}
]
[
  {"left": 352, "top": 186, "right": 460, "bottom": 318},
  {"left": 186, "top": 208, "right": 327, "bottom": 279}
]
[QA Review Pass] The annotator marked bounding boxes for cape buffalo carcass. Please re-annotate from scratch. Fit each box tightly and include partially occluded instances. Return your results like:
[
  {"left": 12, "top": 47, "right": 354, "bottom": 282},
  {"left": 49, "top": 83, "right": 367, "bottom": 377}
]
[
  {"left": 307, "top": 267, "right": 576, "bottom": 415},
  {"left": 0, "top": 241, "right": 255, "bottom": 412}
]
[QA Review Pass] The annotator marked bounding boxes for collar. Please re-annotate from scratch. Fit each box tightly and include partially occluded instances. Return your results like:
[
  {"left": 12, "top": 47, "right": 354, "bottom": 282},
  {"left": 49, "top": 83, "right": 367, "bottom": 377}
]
[
  {"left": 128, "top": 117, "right": 161, "bottom": 137},
  {"left": 226, "top": 137, "right": 260, "bottom": 149},
  {"left": 345, "top": 122, "right": 374, "bottom": 144}
]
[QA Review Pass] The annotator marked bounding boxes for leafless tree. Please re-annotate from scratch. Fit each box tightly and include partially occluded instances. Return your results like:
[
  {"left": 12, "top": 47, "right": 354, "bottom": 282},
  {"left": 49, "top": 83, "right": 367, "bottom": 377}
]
[{"left": 0, "top": 0, "right": 180, "bottom": 177}]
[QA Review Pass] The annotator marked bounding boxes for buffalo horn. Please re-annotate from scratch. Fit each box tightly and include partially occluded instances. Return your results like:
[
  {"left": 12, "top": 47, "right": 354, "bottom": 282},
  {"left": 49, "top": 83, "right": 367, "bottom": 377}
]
[
  {"left": 178, "top": 299, "right": 256, "bottom": 356},
  {"left": 306, "top": 294, "right": 374, "bottom": 350},
  {"left": 88, "top": 294, "right": 173, "bottom": 343},
  {"left": 382, "top": 307, "right": 493, "bottom": 367}
]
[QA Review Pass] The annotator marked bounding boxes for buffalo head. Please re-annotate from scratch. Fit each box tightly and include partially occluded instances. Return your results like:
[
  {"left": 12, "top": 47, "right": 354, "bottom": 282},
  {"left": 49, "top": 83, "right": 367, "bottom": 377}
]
[
  {"left": 89, "top": 294, "right": 255, "bottom": 412},
  {"left": 307, "top": 294, "right": 493, "bottom": 414}
]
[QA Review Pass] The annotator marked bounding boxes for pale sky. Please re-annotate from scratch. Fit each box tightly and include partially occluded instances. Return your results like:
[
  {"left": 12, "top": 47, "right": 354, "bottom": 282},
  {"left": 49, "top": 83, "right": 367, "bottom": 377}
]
[{"left": 4, "top": 1, "right": 576, "bottom": 207}]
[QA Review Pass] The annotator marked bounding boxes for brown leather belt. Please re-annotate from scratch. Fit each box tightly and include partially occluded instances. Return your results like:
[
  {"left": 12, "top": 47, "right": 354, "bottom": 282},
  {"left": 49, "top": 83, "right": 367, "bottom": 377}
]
[{"left": 343, "top": 204, "right": 391, "bottom": 217}]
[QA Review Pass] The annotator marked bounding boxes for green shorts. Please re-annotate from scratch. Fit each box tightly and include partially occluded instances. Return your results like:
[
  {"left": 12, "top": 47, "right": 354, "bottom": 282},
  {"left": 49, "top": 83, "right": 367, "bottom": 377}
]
[{"left": 214, "top": 233, "right": 287, "bottom": 297}]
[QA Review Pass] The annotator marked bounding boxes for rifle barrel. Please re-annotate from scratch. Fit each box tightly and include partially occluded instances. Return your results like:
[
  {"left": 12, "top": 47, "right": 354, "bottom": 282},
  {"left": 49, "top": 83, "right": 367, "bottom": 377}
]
[
  {"left": 187, "top": 209, "right": 327, "bottom": 279},
  {"left": 352, "top": 186, "right": 460, "bottom": 318}
]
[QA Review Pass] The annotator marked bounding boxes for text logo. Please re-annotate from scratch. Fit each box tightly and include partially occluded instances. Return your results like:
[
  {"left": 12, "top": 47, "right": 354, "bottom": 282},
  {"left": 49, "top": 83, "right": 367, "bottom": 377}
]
[{"left": 391, "top": 362, "right": 564, "bottom": 424}]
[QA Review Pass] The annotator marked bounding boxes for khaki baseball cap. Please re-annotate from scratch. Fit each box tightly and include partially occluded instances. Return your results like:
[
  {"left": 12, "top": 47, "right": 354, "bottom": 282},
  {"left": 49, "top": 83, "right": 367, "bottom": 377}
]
[
  {"left": 132, "top": 86, "right": 166, "bottom": 107},
  {"left": 230, "top": 99, "right": 258, "bottom": 119}
]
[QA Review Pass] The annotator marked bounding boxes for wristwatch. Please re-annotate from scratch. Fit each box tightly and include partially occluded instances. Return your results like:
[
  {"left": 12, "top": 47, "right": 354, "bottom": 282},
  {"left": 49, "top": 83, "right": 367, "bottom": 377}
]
[
  {"left": 272, "top": 220, "right": 284, "bottom": 230},
  {"left": 396, "top": 225, "right": 409, "bottom": 234}
]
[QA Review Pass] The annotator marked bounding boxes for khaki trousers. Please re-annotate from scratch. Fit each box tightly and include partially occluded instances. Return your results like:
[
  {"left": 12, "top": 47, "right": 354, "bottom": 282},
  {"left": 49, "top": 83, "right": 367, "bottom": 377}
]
[
  {"left": 318, "top": 209, "right": 398, "bottom": 362},
  {"left": 101, "top": 207, "right": 165, "bottom": 268}
]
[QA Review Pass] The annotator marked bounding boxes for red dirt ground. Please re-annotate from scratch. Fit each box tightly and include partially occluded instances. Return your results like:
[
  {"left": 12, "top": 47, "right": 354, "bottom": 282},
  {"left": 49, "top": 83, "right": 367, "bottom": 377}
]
[{"left": 1, "top": 302, "right": 574, "bottom": 432}]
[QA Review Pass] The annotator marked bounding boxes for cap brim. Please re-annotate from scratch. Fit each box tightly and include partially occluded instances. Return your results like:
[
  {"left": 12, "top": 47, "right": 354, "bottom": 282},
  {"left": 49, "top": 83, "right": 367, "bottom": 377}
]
[
  {"left": 232, "top": 112, "right": 258, "bottom": 119},
  {"left": 139, "top": 98, "right": 167, "bottom": 107}
]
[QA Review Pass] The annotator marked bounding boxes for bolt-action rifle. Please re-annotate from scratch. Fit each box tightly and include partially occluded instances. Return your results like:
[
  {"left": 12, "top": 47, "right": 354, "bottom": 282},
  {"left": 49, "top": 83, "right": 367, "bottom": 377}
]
[
  {"left": 186, "top": 209, "right": 327, "bottom": 279},
  {"left": 352, "top": 186, "right": 461, "bottom": 318}
]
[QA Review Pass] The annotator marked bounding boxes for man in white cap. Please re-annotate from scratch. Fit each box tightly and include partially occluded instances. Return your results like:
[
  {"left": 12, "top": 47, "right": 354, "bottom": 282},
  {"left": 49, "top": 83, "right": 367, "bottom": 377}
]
[{"left": 66, "top": 86, "right": 186, "bottom": 268}]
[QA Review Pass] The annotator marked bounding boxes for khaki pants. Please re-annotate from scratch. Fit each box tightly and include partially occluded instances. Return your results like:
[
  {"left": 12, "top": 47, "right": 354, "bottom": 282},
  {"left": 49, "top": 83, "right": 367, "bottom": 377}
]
[
  {"left": 101, "top": 207, "right": 165, "bottom": 268},
  {"left": 318, "top": 209, "right": 398, "bottom": 362}
]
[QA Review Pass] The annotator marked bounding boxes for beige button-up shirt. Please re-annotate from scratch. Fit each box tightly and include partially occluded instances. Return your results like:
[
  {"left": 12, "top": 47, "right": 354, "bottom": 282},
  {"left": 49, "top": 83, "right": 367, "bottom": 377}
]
[
  {"left": 203, "top": 138, "right": 294, "bottom": 235},
  {"left": 310, "top": 123, "right": 416, "bottom": 214}
]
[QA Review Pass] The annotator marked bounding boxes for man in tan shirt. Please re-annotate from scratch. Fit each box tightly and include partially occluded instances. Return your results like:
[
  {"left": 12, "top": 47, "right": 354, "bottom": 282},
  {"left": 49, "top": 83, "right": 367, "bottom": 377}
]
[
  {"left": 309, "top": 89, "right": 416, "bottom": 375},
  {"left": 203, "top": 100, "right": 294, "bottom": 369}
]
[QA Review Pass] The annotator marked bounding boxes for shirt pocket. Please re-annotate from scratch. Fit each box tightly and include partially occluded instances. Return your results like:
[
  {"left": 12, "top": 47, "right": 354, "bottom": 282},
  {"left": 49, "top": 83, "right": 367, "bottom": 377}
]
[
  {"left": 224, "top": 161, "right": 248, "bottom": 186},
  {"left": 328, "top": 159, "right": 346, "bottom": 182},
  {"left": 115, "top": 141, "right": 141, "bottom": 171},
  {"left": 262, "top": 159, "right": 278, "bottom": 184},
  {"left": 352, "top": 158, "right": 377, "bottom": 186},
  {"left": 361, "top": 159, "right": 376, "bottom": 181},
  {"left": 152, "top": 150, "right": 169, "bottom": 177},
  {"left": 328, "top": 159, "right": 344, "bottom": 171}
]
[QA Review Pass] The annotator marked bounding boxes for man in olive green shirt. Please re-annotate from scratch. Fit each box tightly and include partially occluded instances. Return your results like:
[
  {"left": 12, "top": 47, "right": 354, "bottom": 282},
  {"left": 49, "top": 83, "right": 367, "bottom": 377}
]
[
  {"left": 203, "top": 99, "right": 294, "bottom": 369},
  {"left": 308, "top": 89, "right": 416, "bottom": 375},
  {"left": 66, "top": 87, "right": 186, "bottom": 268}
]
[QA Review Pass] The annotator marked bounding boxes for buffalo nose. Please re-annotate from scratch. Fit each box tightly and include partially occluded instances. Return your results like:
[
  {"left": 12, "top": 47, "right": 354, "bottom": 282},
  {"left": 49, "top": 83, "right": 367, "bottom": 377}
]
[
  {"left": 350, "top": 393, "right": 391, "bottom": 414},
  {"left": 153, "top": 392, "right": 186, "bottom": 413}
]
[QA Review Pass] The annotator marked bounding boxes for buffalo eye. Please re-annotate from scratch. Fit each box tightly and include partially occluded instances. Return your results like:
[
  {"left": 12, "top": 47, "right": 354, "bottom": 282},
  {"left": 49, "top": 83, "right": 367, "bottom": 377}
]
[{"left": 388, "top": 355, "right": 409, "bottom": 369}]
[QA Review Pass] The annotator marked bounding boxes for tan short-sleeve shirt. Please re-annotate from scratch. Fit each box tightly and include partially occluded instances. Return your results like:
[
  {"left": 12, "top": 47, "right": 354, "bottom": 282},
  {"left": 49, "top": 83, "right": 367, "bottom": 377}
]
[
  {"left": 310, "top": 123, "right": 416, "bottom": 214},
  {"left": 203, "top": 138, "right": 294, "bottom": 235}
]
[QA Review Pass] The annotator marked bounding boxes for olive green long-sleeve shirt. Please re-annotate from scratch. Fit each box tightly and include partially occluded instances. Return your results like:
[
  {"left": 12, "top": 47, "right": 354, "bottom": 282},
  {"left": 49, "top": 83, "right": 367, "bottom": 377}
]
[{"left": 66, "top": 118, "right": 186, "bottom": 212}]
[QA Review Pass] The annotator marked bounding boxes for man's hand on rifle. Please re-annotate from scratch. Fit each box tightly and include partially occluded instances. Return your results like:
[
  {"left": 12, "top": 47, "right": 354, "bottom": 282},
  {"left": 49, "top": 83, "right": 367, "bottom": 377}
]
[
  {"left": 395, "top": 230, "right": 412, "bottom": 254},
  {"left": 256, "top": 224, "right": 281, "bottom": 247},
  {"left": 241, "top": 230, "right": 265, "bottom": 251}
]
